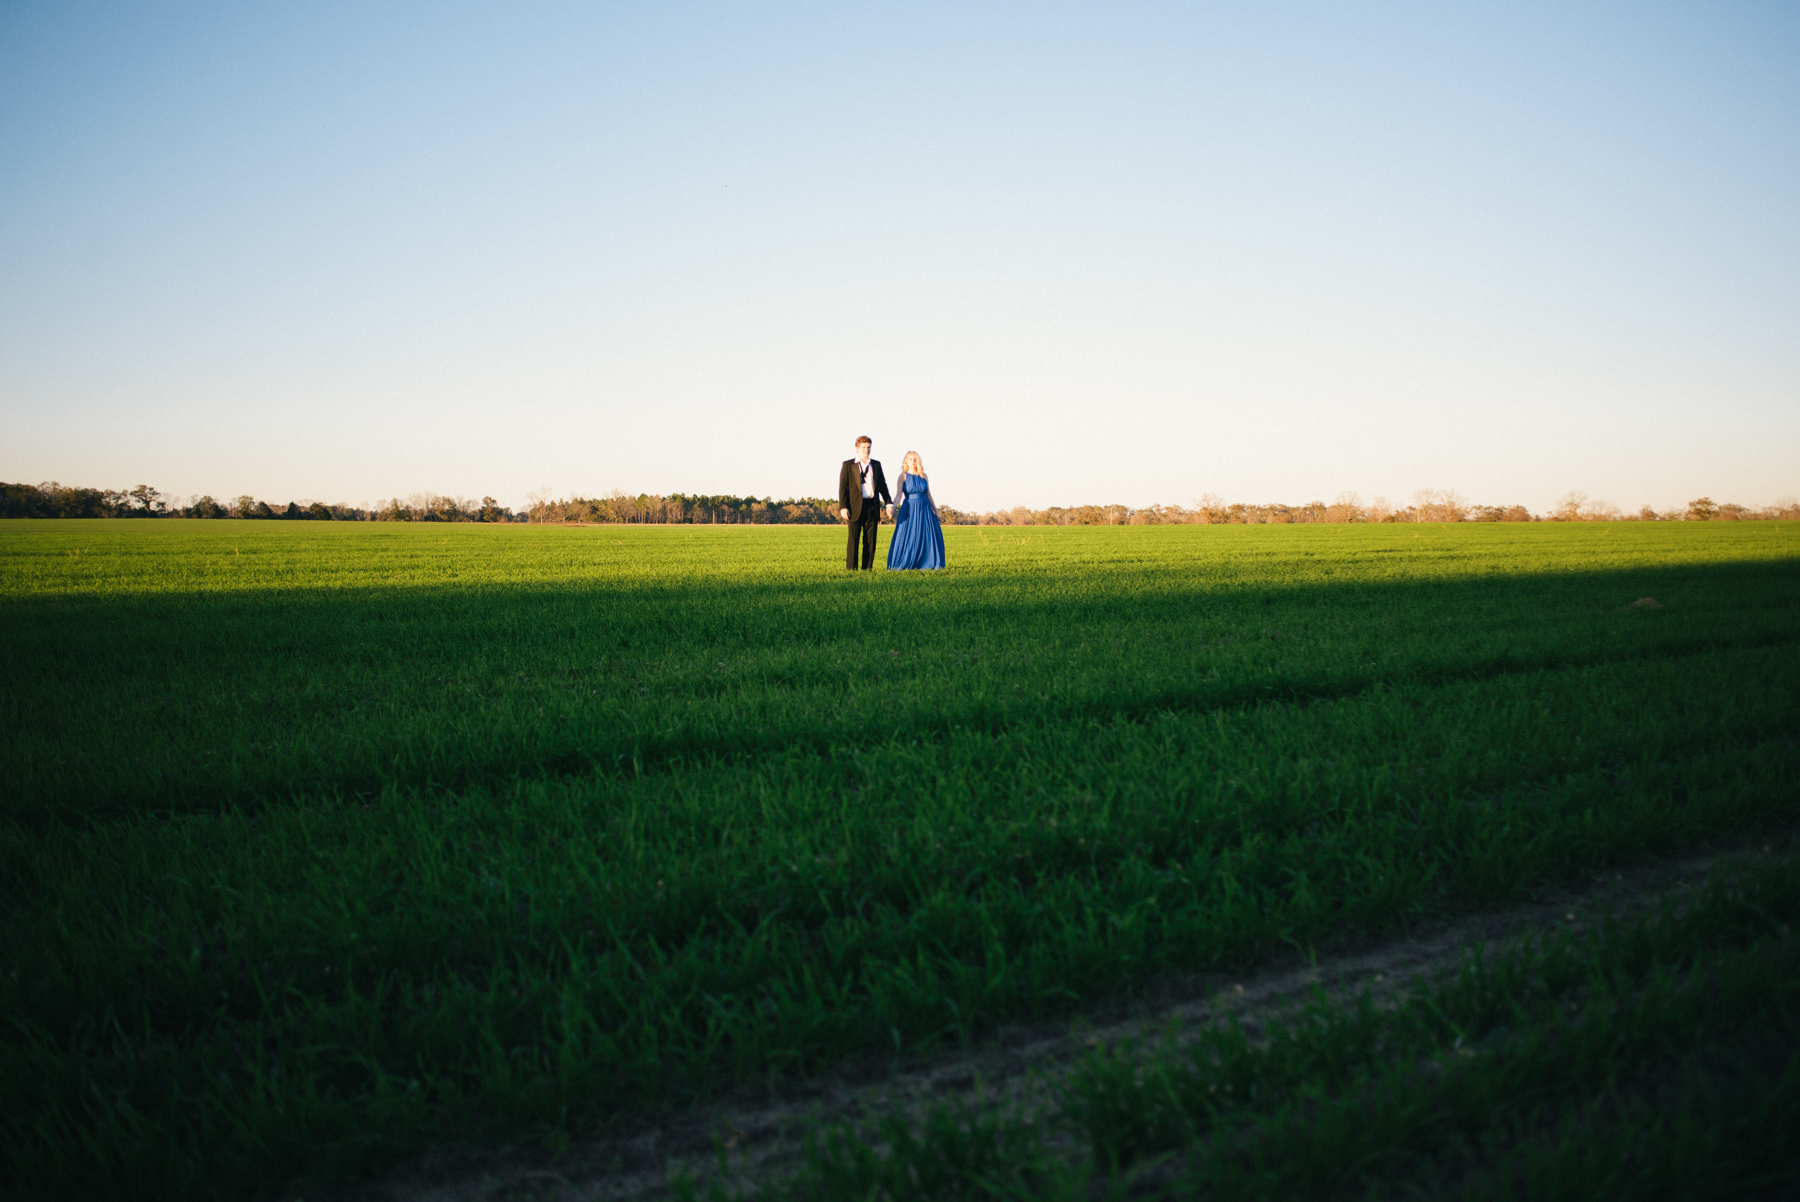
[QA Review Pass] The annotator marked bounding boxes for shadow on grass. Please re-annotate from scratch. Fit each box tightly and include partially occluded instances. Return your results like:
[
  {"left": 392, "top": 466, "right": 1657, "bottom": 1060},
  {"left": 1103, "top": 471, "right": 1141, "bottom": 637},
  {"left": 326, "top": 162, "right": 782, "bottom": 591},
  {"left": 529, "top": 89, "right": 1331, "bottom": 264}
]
[{"left": 4, "top": 556, "right": 1797, "bottom": 829}]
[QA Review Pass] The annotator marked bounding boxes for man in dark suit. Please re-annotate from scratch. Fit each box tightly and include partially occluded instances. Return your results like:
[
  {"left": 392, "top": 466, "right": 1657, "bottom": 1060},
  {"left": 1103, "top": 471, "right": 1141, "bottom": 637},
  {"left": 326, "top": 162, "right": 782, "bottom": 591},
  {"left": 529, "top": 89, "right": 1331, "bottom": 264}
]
[{"left": 838, "top": 435, "right": 893, "bottom": 570}]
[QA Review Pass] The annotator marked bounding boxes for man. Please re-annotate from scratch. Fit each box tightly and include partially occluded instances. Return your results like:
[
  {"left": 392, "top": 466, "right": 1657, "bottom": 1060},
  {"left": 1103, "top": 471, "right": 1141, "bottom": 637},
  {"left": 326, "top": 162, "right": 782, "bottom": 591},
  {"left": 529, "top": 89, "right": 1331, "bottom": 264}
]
[{"left": 838, "top": 435, "right": 893, "bottom": 570}]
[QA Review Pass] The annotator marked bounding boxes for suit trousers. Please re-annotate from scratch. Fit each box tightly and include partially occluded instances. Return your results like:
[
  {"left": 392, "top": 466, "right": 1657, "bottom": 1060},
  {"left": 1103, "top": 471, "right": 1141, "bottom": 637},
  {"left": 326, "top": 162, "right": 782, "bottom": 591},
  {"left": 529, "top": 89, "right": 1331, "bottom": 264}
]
[{"left": 846, "top": 504, "right": 881, "bottom": 570}]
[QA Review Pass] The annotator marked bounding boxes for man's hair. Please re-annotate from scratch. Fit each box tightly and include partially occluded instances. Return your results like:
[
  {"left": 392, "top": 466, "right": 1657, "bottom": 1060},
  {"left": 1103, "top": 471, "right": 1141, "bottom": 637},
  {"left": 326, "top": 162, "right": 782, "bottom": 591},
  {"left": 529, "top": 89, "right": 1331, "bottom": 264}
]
[{"left": 855, "top": 436, "right": 872, "bottom": 448}]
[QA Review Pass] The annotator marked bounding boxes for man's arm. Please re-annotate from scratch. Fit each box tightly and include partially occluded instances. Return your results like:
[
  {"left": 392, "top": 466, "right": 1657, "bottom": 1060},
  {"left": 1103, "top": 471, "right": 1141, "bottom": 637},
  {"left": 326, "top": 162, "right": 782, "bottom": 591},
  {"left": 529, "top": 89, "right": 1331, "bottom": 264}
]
[
  {"left": 838, "top": 461, "right": 852, "bottom": 519},
  {"left": 875, "top": 463, "right": 894, "bottom": 507}
]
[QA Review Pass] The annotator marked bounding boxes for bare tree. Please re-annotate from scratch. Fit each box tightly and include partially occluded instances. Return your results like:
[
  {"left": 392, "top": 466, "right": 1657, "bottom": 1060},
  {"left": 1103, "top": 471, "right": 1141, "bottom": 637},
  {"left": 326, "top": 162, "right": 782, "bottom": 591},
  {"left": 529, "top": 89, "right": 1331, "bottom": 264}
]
[
  {"left": 1193, "top": 493, "right": 1228, "bottom": 524},
  {"left": 1325, "top": 491, "right": 1362, "bottom": 523},
  {"left": 1552, "top": 491, "right": 1589, "bottom": 522}
]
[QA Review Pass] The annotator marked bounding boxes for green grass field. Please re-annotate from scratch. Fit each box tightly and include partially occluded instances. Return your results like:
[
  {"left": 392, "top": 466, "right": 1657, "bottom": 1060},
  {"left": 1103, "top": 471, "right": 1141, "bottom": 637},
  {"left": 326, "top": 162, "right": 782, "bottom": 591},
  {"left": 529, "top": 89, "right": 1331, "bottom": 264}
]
[{"left": 3, "top": 518, "right": 1798, "bottom": 1199}]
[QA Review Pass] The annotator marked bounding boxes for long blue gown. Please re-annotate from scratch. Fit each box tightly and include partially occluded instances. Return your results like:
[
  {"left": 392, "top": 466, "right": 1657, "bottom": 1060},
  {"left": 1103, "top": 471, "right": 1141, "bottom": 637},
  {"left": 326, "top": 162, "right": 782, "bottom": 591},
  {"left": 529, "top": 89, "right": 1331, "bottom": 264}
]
[{"left": 886, "top": 473, "right": 946, "bottom": 570}]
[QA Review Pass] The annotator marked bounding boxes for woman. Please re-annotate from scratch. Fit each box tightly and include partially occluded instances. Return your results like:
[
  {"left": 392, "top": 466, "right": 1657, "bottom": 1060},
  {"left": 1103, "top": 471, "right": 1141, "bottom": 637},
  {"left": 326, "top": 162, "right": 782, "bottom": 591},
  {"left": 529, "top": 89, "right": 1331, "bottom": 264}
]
[{"left": 885, "top": 450, "right": 946, "bottom": 571}]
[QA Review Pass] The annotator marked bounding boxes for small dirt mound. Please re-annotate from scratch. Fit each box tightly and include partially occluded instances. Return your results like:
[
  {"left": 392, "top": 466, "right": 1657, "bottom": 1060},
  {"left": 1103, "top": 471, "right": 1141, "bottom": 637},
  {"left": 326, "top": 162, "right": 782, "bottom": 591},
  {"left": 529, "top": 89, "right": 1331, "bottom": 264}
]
[{"left": 1628, "top": 597, "right": 1664, "bottom": 609}]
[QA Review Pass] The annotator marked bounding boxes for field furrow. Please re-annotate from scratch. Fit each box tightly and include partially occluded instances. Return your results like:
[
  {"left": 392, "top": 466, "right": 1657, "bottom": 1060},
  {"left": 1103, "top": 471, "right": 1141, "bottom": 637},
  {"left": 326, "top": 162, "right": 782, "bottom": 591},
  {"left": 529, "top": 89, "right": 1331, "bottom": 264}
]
[{"left": 368, "top": 835, "right": 1796, "bottom": 1201}]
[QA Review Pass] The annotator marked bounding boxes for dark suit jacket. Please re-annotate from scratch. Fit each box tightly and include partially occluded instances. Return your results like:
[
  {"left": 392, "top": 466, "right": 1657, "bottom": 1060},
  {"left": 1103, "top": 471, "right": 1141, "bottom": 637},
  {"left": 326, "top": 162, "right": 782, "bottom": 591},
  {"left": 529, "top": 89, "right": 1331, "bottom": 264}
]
[{"left": 839, "top": 458, "right": 892, "bottom": 520}]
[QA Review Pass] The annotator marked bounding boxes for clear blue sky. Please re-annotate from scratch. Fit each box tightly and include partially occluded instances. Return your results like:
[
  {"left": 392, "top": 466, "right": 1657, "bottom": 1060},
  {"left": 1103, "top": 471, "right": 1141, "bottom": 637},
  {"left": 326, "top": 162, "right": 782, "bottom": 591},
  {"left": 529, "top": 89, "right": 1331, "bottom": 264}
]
[{"left": 3, "top": 2, "right": 1796, "bottom": 513}]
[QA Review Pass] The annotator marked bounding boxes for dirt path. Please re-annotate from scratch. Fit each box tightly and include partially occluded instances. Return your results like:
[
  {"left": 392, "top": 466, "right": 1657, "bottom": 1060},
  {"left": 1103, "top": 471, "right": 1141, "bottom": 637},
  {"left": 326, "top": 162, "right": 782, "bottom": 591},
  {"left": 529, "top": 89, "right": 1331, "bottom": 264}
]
[{"left": 345, "top": 836, "right": 1789, "bottom": 1202}]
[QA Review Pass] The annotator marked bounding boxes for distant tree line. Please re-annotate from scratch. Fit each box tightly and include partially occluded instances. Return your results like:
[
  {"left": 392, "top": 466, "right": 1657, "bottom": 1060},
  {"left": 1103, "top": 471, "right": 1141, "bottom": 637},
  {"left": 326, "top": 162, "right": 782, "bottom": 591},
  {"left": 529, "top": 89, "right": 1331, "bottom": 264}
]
[
  {"left": 406, "top": 486, "right": 1800, "bottom": 527},
  {"left": 526, "top": 492, "right": 846, "bottom": 524},
  {"left": 369, "top": 494, "right": 521, "bottom": 522},
  {"left": 9, "top": 480, "right": 1795, "bottom": 526},
  {"left": 964, "top": 489, "right": 1800, "bottom": 525},
  {"left": 0, "top": 483, "right": 520, "bottom": 522}
]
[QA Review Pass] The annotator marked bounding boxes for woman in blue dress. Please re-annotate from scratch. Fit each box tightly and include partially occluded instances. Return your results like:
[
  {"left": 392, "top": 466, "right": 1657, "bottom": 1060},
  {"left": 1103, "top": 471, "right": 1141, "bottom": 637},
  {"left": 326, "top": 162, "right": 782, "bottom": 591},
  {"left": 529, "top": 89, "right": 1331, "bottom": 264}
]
[{"left": 886, "top": 450, "right": 946, "bottom": 571}]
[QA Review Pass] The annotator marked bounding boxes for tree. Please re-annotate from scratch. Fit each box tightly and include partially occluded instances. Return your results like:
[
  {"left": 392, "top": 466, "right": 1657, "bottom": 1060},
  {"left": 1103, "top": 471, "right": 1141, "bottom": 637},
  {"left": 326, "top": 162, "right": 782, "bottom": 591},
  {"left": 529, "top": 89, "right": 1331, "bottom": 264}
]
[
  {"left": 1685, "top": 497, "right": 1717, "bottom": 521},
  {"left": 1187, "top": 493, "right": 1225, "bottom": 524},
  {"left": 128, "top": 485, "right": 164, "bottom": 515},
  {"left": 1408, "top": 489, "right": 1471, "bottom": 523},
  {"left": 46, "top": 485, "right": 117, "bottom": 517},
  {"left": 307, "top": 502, "right": 333, "bottom": 520},
  {"left": 1551, "top": 491, "right": 1588, "bottom": 522},
  {"left": 1, "top": 482, "right": 54, "bottom": 517}
]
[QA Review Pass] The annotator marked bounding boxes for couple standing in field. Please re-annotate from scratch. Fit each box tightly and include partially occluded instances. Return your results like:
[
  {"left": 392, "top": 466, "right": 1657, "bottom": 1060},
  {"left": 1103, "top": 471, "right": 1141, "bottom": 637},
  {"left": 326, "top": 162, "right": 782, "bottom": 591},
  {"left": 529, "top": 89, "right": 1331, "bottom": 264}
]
[{"left": 838, "top": 435, "right": 945, "bottom": 572}]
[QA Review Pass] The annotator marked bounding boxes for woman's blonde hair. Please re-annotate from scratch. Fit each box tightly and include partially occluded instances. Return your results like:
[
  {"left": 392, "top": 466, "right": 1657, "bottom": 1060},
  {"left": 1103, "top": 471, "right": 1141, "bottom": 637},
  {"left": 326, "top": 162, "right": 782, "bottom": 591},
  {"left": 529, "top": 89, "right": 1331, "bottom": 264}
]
[{"left": 901, "top": 451, "right": 926, "bottom": 478}]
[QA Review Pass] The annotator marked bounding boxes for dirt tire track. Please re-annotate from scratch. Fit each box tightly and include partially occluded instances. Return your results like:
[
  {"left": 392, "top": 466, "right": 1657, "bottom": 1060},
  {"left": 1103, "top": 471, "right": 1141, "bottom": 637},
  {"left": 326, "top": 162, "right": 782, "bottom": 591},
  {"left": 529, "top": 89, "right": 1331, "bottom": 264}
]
[{"left": 343, "top": 834, "right": 1795, "bottom": 1202}]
